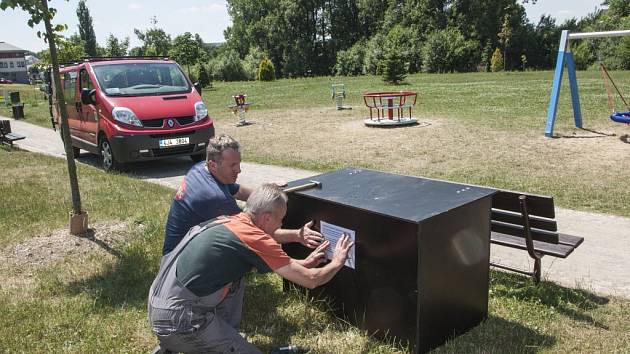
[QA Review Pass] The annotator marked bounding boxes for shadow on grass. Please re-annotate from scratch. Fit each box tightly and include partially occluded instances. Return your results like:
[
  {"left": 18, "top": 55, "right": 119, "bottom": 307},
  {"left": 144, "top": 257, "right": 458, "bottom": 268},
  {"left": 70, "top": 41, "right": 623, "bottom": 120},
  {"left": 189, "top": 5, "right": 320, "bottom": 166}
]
[
  {"left": 80, "top": 228, "right": 122, "bottom": 258},
  {"left": 242, "top": 274, "right": 305, "bottom": 351},
  {"left": 61, "top": 243, "right": 157, "bottom": 310},
  {"left": 436, "top": 315, "right": 556, "bottom": 354},
  {"left": 555, "top": 127, "right": 616, "bottom": 139},
  {"left": 491, "top": 271, "right": 610, "bottom": 329}
]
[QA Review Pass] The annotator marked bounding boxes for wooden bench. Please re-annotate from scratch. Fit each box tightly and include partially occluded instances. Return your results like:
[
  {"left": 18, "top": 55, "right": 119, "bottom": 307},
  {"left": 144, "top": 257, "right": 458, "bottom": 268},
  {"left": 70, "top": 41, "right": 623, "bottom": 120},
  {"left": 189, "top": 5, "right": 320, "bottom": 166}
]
[
  {"left": 490, "top": 190, "right": 584, "bottom": 283},
  {"left": 0, "top": 120, "right": 26, "bottom": 147}
]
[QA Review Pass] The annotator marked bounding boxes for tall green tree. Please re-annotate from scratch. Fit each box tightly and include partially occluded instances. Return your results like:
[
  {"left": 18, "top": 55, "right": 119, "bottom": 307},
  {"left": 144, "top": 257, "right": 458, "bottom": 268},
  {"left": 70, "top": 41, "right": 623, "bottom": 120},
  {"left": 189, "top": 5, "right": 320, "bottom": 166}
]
[
  {"left": 498, "top": 13, "right": 513, "bottom": 70},
  {"left": 169, "top": 32, "right": 202, "bottom": 76},
  {"left": 380, "top": 50, "right": 407, "bottom": 84},
  {"left": 37, "top": 34, "right": 86, "bottom": 64},
  {"left": 76, "top": 0, "right": 97, "bottom": 56},
  {"left": 104, "top": 33, "right": 129, "bottom": 57},
  {"left": 134, "top": 17, "right": 172, "bottom": 56},
  {"left": 604, "top": 0, "right": 630, "bottom": 19},
  {"left": 1, "top": 0, "right": 85, "bottom": 230}
]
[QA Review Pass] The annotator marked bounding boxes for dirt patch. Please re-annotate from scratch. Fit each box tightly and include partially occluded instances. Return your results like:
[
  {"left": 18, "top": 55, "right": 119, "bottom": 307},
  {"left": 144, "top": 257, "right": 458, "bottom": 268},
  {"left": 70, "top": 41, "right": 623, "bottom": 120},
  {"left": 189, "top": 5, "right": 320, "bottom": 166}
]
[{"left": 1, "top": 220, "right": 141, "bottom": 270}]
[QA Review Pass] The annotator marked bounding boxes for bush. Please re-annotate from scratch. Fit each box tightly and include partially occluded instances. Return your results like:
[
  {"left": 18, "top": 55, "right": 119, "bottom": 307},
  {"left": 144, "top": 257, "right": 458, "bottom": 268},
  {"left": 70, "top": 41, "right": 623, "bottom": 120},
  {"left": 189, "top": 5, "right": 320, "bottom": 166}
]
[
  {"left": 491, "top": 48, "right": 504, "bottom": 72},
  {"left": 257, "top": 58, "right": 275, "bottom": 81},
  {"left": 421, "top": 27, "right": 479, "bottom": 73},
  {"left": 334, "top": 40, "right": 366, "bottom": 76},
  {"left": 208, "top": 49, "right": 248, "bottom": 81},
  {"left": 198, "top": 64, "right": 211, "bottom": 87},
  {"left": 384, "top": 25, "right": 422, "bottom": 73},
  {"left": 380, "top": 50, "right": 407, "bottom": 84},
  {"left": 363, "top": 34, "right": 386, "bottom": 75},
  {"left": 187, "top": 68, "right": 198, "bottom": 84},
  {"left": 243, "top": 47, "right": 266, "bottom": 80}
]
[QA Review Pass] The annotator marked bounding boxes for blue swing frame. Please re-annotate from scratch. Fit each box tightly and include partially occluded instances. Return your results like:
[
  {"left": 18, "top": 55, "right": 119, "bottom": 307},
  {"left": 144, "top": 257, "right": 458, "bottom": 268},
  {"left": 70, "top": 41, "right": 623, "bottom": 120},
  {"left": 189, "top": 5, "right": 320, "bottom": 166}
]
[{"left": 545, "top": 29, "right": 630, "bottom": 137}]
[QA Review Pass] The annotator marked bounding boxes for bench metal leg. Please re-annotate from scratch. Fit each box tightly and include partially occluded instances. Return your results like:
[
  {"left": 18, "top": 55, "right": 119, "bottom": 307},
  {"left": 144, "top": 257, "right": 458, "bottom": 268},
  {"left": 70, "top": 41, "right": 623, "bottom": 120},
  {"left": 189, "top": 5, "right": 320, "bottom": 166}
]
[
  {"left": 490, "top": 260, "right": 542, "bottom": 283},
  {"left": 490, "top": 195, "right": 543, "bottom": 284},
  {"left": 533, "top": 257, "right": 541, "bottom": 283}
]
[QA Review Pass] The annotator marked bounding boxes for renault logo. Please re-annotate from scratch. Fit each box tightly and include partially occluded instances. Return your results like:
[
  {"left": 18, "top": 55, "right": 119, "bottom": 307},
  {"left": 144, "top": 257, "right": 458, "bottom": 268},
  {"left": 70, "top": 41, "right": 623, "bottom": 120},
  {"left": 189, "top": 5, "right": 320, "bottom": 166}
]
[{"left": 167, "top": 119, "right": 174, "bottom": 127}]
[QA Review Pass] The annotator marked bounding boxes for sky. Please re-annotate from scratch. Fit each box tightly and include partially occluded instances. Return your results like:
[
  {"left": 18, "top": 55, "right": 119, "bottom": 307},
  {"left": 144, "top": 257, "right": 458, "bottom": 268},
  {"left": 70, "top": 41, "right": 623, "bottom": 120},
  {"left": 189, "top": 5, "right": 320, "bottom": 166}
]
[{"left": 0, "top": 0, "right": 606, "bottom": 53}]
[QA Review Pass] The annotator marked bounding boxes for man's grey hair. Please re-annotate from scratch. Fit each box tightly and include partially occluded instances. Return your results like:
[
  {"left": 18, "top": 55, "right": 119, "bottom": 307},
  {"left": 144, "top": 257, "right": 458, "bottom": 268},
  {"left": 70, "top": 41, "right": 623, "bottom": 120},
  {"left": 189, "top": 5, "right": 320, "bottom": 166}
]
[
  {"left": 206, "top": 134, "right": 240, "bottom": 163},
  {"left": 245, "top": 184, "right": 288, "bottom": 217}
]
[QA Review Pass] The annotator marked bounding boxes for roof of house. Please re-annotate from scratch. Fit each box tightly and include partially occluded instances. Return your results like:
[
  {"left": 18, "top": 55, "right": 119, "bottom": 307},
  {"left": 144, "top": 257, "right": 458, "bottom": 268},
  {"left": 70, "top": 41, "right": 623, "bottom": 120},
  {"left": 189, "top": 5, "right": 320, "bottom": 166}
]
[{"left": 0, "top": 42, "right": 26, "bottom": 53}]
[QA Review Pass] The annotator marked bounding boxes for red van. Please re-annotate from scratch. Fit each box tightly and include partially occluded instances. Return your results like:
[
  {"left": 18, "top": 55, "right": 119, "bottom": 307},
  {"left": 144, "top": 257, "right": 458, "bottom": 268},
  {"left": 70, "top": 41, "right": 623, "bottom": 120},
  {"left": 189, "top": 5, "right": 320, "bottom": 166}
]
[{"left": 51, "top": 57, "right": 214, "bottom": 171}]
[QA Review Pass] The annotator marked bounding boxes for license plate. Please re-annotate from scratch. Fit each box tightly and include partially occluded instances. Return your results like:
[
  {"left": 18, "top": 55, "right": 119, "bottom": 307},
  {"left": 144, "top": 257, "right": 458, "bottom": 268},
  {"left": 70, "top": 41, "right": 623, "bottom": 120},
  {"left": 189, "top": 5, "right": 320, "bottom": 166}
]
[{"left": 159, "top": 137, "right": 189, "bottom": 148}]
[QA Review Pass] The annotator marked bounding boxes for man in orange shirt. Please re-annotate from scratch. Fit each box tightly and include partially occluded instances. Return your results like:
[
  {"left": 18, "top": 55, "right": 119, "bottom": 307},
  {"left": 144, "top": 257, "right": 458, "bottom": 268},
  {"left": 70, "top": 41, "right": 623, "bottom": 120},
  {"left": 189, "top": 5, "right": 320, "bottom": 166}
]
[{"left": 148, "top": 184, "right": 353, "bottom": 353}]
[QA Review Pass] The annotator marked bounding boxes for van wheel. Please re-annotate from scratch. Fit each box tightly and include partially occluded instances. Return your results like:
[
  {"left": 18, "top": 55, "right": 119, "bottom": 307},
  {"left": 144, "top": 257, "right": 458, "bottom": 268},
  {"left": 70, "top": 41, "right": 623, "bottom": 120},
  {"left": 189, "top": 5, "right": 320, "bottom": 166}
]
[
  {"left": 100, "top": 138, "right": 123, "bottom": 171},
  {"left": 190, "top": 153, "right": 205, "bottom": 162}
]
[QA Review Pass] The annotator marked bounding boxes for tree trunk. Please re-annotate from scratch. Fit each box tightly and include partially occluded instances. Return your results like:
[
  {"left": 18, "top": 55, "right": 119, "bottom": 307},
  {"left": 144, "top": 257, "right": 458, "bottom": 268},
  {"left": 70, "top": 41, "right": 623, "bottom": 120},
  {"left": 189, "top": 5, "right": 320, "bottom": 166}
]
[
  {"left": 503, "top": 46, "right": 507, "bottom": 71},
  {"left": 41, "top": 0, "right": 83, "bottom": 216}
]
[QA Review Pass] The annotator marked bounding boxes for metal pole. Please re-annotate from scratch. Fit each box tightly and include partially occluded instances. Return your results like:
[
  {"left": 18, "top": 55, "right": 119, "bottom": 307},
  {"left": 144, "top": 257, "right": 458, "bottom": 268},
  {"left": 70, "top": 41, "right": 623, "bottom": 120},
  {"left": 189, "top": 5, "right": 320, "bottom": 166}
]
[{"left": 568, "top": 30, "right": 630, "bottom": 40}]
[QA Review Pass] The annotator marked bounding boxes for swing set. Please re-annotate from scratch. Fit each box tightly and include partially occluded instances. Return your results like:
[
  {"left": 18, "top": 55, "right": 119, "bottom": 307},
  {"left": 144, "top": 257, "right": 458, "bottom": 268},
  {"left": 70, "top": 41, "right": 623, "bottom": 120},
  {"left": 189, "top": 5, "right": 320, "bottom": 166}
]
[
  {"left": 544, "top": 29, "right": 630, "bottom": 137},
  {"left": 600, "top": 62, "right": 630, "bottom": 124}
]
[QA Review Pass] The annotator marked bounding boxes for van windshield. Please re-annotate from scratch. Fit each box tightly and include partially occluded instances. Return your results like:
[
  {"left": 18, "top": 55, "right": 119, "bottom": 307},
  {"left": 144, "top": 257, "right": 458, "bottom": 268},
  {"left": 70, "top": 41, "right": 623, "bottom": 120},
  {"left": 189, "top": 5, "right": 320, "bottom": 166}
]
[{"left": 92, "top": 62, "right": 191, "bottom": 96}]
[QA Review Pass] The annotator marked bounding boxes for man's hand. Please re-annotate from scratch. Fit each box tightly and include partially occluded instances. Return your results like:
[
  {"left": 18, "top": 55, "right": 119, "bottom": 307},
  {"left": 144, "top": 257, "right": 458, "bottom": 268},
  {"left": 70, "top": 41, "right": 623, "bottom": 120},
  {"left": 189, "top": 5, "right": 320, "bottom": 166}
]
[
  {"left": 298, "top": 220, "right": 323, "bottom": 249},
  {"left": 300, "top": 240, "right": 329, "bottom": 268},
  {"left": 332, "top": 233, "right": 353, "bottom": 266}
]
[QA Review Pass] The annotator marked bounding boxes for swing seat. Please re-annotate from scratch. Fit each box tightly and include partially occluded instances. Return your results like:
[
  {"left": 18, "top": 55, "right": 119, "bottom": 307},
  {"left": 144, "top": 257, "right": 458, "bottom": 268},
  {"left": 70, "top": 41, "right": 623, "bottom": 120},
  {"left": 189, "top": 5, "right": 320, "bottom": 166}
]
[{"left": 610, "top": 111, "right": 630, "bottom": 124}]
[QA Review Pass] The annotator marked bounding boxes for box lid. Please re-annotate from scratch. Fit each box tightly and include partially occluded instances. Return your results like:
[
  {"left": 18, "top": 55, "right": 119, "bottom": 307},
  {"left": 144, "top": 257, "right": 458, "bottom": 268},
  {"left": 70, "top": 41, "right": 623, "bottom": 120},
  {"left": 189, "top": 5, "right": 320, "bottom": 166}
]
[{"left": 286, "top": 168, "right": 496, "bottom": 224}]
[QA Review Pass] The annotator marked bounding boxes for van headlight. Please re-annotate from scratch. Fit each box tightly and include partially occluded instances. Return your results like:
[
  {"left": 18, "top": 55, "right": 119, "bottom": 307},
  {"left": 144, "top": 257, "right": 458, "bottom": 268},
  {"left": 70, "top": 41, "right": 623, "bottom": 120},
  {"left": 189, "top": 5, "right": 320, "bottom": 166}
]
[
  {"left": 112, "top": 107, "right": 142, "bottom": 127},
  {"left": 194, "top": 101, "right": 208, "bottom": 121}
]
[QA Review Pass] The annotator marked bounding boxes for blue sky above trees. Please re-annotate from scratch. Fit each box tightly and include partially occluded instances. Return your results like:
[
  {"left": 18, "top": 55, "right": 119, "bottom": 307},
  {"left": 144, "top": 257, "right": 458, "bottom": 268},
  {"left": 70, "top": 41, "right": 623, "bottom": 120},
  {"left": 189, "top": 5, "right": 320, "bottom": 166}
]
[{"left": 1, "top": 0, "right": 604, "bottom": 52}]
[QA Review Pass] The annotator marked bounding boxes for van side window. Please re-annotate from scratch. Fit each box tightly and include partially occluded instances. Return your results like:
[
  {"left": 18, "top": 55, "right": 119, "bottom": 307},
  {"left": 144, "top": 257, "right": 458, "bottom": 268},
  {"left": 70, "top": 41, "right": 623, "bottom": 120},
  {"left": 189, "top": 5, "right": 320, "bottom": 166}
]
[
  {"left": 80, "top": 69, "right": 93, "bottom": 91},
  {"left": 63, "top": 71, "right": 77, "bottom": 103}
]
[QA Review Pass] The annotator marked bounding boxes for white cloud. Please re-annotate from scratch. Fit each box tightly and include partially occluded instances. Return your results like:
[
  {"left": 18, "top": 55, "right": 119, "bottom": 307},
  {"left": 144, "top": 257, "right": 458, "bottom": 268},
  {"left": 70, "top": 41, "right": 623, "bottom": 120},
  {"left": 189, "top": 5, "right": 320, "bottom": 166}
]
[{"left": 128, "top": 3, "right": 142, "bottom": 10}]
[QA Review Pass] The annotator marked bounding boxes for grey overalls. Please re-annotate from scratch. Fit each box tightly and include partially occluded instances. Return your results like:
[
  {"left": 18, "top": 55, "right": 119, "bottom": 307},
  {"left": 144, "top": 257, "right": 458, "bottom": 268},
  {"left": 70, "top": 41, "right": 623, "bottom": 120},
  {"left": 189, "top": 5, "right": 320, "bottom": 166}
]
[{"left": 148, "top": 221, "right": 262, "bottom": 354}]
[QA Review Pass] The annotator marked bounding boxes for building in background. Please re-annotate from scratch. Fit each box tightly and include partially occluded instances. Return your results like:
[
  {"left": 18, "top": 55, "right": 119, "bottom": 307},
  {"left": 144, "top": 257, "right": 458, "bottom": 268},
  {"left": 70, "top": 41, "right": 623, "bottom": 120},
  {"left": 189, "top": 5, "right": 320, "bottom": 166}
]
[{"left": 0, "top": 42, "right": 28, "bottom": 84}]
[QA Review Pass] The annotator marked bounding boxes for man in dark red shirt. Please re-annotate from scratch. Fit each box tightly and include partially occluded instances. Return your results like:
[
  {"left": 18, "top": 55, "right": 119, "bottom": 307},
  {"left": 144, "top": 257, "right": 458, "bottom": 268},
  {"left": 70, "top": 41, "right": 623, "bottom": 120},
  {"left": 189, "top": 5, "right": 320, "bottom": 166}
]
[
  {"left": 149, "top": 184, "right": 353, "bottom": 353},
  {"left": 162, "top": 134, "right": 322, "bottom": 255}
]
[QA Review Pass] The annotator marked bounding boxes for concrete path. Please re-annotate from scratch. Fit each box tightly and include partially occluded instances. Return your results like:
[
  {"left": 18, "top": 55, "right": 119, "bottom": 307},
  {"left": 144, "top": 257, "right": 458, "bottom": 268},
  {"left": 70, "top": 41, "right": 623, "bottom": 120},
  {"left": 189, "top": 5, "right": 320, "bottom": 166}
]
[{"left": 4, "top": 117, "right": 630, "bottom": 298}]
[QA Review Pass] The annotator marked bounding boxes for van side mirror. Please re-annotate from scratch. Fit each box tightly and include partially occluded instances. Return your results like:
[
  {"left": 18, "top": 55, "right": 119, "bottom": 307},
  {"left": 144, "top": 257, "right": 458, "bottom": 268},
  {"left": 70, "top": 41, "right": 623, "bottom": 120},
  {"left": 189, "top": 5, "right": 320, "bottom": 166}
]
[
  {"left": 194, "top": 82, "right": 202, "bottom": 95},
  {"left": 81, "top": 88, "right": 96, "bottom": 105}
]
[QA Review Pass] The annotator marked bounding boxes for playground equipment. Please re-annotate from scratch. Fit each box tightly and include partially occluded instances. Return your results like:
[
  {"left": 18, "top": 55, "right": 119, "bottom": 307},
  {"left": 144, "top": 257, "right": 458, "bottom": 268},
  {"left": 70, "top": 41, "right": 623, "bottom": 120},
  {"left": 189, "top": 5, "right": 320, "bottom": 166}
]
[
  {"left": 611, "top": 112, "right": 630, "bottom": 124},
  {"left": 228, "top": 94, "right": 253, "bottom": 126},
  {"left": 362, "top": 91, "right": 418, "bottom": 127},
  {"left": 599, "top": 63, "right": 630, "bottom": 125},
  {"left": 544, "top": 29, "right": 630, "bottom": 137},
  {"left": 331, "top": 84, "right": 351, "bottom": 110}
]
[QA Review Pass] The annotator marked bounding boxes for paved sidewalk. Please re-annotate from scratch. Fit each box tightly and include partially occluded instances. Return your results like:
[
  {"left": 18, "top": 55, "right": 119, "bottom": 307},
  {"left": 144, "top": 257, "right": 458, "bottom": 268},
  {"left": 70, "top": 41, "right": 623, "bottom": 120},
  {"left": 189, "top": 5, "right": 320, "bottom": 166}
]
[{"left": 4, "top": 117, "right": 630, "bottom": 298}]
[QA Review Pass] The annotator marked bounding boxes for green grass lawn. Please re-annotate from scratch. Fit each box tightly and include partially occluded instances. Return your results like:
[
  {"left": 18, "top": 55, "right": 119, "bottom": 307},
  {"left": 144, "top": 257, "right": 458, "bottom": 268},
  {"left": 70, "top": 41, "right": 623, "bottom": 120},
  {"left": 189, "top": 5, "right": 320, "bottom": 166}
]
[
  {"left": 3, "top": 71, "right": 630, "bottom": 220},
  {"left": 201, "top": 70, "right": 630, "bottom": 131},
  {"left": 1, "top": 147, "right": 629, "bottom": 353},
  {"left": 204, "top": 71, "right": 630, "bottom": 217},
  {"left": 0, "top": 83, "right": 53, "bottom": 128}
]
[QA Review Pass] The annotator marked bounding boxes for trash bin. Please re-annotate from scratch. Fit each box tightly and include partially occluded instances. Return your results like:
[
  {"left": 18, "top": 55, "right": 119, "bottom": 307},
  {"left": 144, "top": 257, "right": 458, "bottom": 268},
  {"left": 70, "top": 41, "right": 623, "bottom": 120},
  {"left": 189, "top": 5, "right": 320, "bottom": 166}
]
[
  {"left": 12, "top": 104, "right": 24, "bottom": 119},
  {"left": 9, "top": 91, "right": 21, "bottom": 104}
]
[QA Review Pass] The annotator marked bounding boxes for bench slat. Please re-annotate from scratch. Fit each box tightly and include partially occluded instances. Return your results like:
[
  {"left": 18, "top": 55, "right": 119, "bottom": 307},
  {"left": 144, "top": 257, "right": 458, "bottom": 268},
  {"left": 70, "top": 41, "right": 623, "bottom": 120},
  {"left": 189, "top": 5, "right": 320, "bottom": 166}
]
[
  {"left": 4, "top": 133, "right": 25, "bottom": 141},
  {"left": 491, "top": 220, "right": 560, "bottom": 243},
  {"left": 558, "top": 233, "right": 584, "bottom": 248},
  {"left": 491, "top": 232, "right": 576, "bottom": 258},
  {"left": 493, "top": 190, "right": 555, "bottom": 218},
  {"left": 491, "top": 209, "right": 557, "bottom": 231}
]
